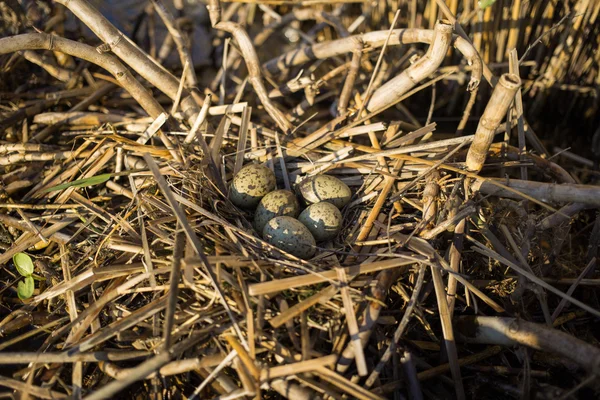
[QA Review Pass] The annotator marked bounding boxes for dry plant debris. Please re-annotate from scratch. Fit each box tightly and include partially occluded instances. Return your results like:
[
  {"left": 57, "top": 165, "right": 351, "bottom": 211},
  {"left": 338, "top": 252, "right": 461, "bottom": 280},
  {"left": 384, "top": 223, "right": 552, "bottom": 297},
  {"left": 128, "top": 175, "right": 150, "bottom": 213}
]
[{"left": 1, "top": 0, "right": 600, "bottom": 399}]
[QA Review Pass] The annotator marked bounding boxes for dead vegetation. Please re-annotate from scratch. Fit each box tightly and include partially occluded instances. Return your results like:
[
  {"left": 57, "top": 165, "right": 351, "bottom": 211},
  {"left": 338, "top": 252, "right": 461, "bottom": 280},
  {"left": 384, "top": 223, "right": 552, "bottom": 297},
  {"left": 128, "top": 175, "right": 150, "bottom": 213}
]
[{"left": 1, "top": 0, "right": 600, "bottom": 399}]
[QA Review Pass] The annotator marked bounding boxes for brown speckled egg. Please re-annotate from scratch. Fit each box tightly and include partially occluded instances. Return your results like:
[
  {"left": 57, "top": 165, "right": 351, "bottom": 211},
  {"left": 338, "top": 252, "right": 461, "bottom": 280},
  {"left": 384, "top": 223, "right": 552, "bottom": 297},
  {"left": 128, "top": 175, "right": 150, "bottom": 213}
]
[
  {"left": 298, "top": 202, "right": 342, "bottom": 241},
  {"left": 297, "top": 175, "right": 351, "bottom": 209},
  {"left": 263, "top": 216, "right": 316, "bottom": 259},
  {"left": 229, "top": 164, "right": 276, "bottom": 209},
  {"left": 254, "top": 190, "right": 300, "bottom": 234}
]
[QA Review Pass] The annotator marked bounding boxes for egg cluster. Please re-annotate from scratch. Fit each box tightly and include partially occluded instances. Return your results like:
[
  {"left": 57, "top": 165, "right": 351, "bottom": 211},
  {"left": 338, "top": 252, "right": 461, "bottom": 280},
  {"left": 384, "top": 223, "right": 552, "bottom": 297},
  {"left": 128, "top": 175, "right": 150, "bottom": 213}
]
[{"left": 229, "top": 163, "right": 351, "bottom": 259}]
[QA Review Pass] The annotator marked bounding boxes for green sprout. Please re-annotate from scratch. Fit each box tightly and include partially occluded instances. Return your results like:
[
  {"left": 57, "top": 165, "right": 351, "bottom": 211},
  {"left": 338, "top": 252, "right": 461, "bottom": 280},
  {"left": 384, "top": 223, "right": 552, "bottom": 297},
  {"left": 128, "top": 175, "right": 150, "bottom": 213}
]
[{"left": 13, "top": 253, "right": 35, "bottom": 300}]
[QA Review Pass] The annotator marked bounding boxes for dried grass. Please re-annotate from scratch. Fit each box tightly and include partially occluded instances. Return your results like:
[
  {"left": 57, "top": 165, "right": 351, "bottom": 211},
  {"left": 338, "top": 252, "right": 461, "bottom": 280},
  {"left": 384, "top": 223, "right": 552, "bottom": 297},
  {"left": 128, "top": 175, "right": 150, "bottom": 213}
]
[{"left": 1, "top": 0, "right": 600, "bottom": 399}]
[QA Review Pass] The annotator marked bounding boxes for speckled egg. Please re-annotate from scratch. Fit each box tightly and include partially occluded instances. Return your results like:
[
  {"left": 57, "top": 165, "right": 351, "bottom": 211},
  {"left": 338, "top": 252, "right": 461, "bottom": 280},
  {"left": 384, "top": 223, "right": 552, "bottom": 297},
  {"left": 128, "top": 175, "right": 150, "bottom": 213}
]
[
  {"left": 254, "top": 190, "right": 300, "bottom": 234},
  {"left": 229, "top": 164, "right": 276, "bottom": 209},
  {"left": 263, "top": 216, "right": 316, "bottom": 259},
  {"left": 298, "top": 202, "right": 343, "bottom": 241},
  {"left": 297, "top": 175, "right": 352, "bottom": 209}
]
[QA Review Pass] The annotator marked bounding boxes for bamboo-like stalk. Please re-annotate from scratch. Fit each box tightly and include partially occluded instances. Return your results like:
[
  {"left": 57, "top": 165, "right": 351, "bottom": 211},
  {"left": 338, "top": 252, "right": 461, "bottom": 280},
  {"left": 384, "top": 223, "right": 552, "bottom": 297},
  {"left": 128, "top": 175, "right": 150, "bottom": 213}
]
[
  {"left": 366, "top": 21, "right": 452, "bottom": 112},
  {"left": 260, "top": 354, "right": 336, "bottom": 381},
  {"left": 465, "top": 73, "right": 521, "bottom": 172},
  {"left": 455, "top": 316, "right": 600, "bottom": 373},
  {"left": 0, "top": 351, "right": 149, "bottom": 364},
  {"left": 268, "top": 378, "right": 316, "bottom": 400},
  {"left": 207, "top": 0, "right": 292, "bottom": 133},
  {"left": 269, "top": 286, "right": 337, "bottom": 328},
  {"left": 471, "top": 178, "right": 600, "bottom": 207},
  {"left": 54, "top": 0, "right": 200, "bottom": 122}
]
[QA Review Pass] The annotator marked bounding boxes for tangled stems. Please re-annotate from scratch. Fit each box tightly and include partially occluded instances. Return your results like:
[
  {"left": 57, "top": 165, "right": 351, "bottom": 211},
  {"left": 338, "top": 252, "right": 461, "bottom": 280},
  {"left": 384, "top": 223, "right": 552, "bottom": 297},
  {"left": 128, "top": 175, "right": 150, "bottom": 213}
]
[
  {"left": 208, "top": 0, "right": 292, "bottom": 133},
  {"left": 55, "top": 0, "right": 201, "bottom": 124},
  {"left": 264, "top": 26, "right": 482, "bottom": 93},
  {"left": 0, "top": 33, "right": 181, "bottom": 161},
  {"left": 0, "top": 33, "right": 164, "bottom": 119}
]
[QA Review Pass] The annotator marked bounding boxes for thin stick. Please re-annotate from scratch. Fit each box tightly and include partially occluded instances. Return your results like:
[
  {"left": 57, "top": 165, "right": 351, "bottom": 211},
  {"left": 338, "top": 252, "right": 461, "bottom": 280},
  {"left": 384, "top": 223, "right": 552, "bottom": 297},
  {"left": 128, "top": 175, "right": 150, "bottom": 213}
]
[
  {"left": 0, "top": 352, "right": 149, "bottom": 364},
  {"left": 55, "top": 0, "right": 200, "bottom": 122},
  {"left": 83, "top": 353, "right": 172, "bottom": 400},
  {"left": 260, "top": 355, "right": 337, "bottom": 381},
  {"left": 184, "top": 93, "right": 212, "bottom": 144},
  {"left": 508, "top": 49, "right": 528, "bottom": 180},
  {"left": 431, "top": 264, "right": 465, "bottom": 399},
  {"left": 0, "top": 34, "right": 165, "bottom": 120},
  {"left": 269, "top": 285, "right": 337, "bottom": 328},
  {"left": 316, "top": 367, "right": 385, "bottom": 400},
  {"left": 208, "top": 0, "right": 291, "bottom": 132},
  {"left": 150, "top": 0, "right": 198, "bottom": 87},
  {"left": 163, "top": 230, "right": 185, "bottom": 349},
  {"left": 337, "top": 39, "right": 362, "bottom": 115},
  {"left": 336, "top": 265, "right": 367, "bottom": 376},
  {"left": 551, "top": 258, "right": 597, "bottom": 321},
  {"left": 224, "top": 335, "right": 259, "bottom": 381}
]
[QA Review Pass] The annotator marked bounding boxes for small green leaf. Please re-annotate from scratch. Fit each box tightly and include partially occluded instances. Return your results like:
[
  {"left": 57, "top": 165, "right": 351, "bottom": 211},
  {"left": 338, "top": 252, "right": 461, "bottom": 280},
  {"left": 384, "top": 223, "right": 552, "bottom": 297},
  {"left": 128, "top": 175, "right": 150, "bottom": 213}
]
[
  {"left": 478, "top": 0, "right": 497, "bottom": 9},
  {"left": 41, "top": 174, "right": 112, "bottom": 193},
  {"left": 13, "top": 253, "right": 34, "bottom": 277},
  {"left": 17, "top": 275, "right": 35, "bottom": 300}
]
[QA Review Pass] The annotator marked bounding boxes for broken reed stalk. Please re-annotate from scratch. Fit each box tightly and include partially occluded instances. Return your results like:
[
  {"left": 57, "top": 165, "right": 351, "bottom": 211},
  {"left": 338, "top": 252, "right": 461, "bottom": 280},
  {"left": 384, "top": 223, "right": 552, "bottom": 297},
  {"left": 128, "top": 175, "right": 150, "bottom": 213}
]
[
  {"left": 465, "top": 73, "right": 521, "bottom": 172},
  {"left": 456, "top": 316, "right": 600, "bottom": 373},
  {"left": 431, "top": 264, "right": 465, "bottom": 400},
  {"left": 54, "top": 0, "right": 201, "bottom": 122},
  {"left": 207, "top": 0, "right": 292, "bottom": 133},
  {"left": 365, "top": 20, "right": 453, "bottom": 112}
]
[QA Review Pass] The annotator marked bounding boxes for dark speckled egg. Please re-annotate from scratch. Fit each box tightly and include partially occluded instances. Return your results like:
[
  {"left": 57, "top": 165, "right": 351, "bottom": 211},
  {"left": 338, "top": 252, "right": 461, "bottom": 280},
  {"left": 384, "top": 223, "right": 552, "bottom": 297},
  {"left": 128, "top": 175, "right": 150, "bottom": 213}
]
[
  {"left": 254, "top": 190, "right": 300, "bottom": 234},
  {"left": 297, "top": 175, "right": 351, "bottom": 209},
  {"left": 262, "top": 216, "right": 316, "bottom": 259},
  {"left": 229, "top": 164, "right": 276, "bottom": 209},
  {"left": 298, "top": 201, "right": 342, "bottom": 241}
]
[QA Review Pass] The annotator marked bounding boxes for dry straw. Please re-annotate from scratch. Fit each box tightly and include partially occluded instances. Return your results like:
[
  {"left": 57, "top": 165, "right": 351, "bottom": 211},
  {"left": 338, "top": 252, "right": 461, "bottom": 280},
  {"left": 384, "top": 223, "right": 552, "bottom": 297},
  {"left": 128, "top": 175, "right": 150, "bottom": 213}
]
[{"left": 1, "top": 0, "right": 600, "bottom": 399}]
